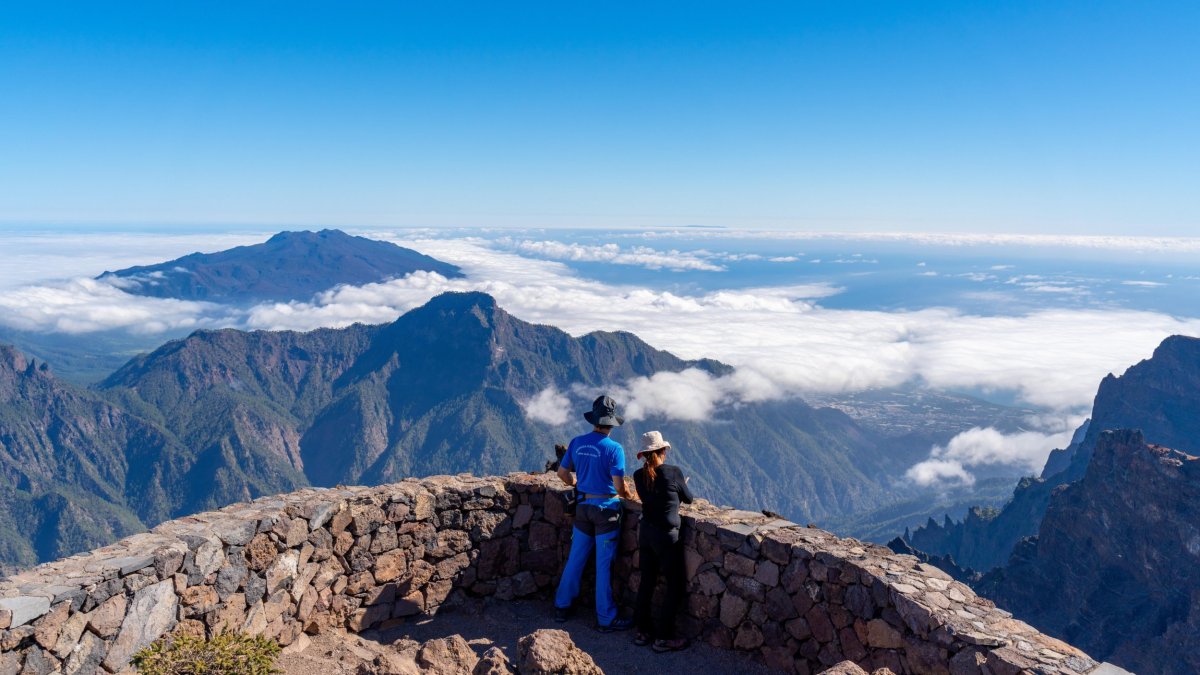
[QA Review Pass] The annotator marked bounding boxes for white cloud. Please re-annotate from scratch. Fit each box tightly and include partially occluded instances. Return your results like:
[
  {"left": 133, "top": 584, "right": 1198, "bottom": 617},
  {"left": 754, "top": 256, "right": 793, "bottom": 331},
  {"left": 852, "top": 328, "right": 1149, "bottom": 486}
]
[
  {"left": 1025, "top": 284, "right": 1086, "bottom": 294},
  {"left": 503, "top": 239, "right": 725, "bottom": 272},
  {"left": 768, "top": 256, "right": 799, "bottom": 263},
  {"left": 1122, "top": 280, "right": 1165, "bottom": 287},
  {"left": 0, "top": 277, "right": 227, "bottom": 334},
  {"left": 906, "top": 459, "right": 976, "bottom": 488},
  {"left": 957, "top": 273, "right": 994, "bottom": 282},
  {"left": 606, "top": 367, "right": 783, "bottom": 422},
  {"left": 905, "top": 425, "right": 1078, "bottom": 488},
  {"left": 523, "top": 386, "right": 572, "bottom": 426},
  {"left": 631, "top": 229, "right": 1200, "bottom": 254}
]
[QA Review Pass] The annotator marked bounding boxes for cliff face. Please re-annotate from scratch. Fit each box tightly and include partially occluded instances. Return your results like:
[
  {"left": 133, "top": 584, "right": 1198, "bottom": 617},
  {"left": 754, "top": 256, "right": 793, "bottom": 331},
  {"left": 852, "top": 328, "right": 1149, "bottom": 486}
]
[
  {"left": 907, "top": 335, "right": 1200, "bottom": 572},
  {"left": 0, "top": 346, "right": 179, "bottom": 566},
  {"left": 980, "top": 429, "right": 1200, "bottom": 674}
]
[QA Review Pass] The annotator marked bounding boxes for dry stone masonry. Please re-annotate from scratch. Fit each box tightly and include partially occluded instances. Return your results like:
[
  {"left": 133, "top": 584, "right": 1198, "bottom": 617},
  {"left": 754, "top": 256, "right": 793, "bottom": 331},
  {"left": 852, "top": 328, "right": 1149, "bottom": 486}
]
[{"left": 0, "top": 473, "right": 1102, "bottom": 675}]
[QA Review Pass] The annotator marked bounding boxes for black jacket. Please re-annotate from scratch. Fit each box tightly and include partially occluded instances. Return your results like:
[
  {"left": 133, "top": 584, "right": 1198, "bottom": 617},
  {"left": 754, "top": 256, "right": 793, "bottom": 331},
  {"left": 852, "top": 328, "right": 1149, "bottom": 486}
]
[{"left": 633, "top": 463, "right": 694, "bottom": 534}]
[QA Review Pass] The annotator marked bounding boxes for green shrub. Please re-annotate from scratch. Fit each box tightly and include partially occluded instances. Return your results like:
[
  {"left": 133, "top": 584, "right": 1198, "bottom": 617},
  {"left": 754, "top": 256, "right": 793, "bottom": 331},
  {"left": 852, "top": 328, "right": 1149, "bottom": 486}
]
[{"left": 132, "top": 631, "right": 282, "bottom": 675}]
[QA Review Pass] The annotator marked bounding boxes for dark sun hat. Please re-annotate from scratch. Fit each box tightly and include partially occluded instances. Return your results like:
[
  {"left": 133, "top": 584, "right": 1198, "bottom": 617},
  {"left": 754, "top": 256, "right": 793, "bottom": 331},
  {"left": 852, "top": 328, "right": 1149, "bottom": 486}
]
[{"left": 583, "top": 395, "right": 625, "bottom": 426}]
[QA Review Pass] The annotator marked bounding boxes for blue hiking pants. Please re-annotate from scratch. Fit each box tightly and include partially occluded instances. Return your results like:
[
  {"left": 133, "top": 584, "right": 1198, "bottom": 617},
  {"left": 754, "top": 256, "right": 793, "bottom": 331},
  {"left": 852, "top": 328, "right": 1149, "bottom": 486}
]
[{"left": 554, "top": 498, "right": 622, "bottom": 625}]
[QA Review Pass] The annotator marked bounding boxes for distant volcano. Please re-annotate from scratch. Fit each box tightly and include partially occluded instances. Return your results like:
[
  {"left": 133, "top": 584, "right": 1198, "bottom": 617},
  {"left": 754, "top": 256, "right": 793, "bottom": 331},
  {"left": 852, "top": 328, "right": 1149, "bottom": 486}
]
[{"left": 98, "top": 229, "right": 462, "bottom": 303}]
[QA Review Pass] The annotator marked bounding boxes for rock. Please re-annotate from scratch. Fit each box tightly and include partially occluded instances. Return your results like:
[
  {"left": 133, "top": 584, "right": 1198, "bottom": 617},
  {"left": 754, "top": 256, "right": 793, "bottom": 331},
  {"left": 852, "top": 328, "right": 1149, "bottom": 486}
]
[
  {"left": 0, "top": 597, "right": 50, "bottom": 629},
  {"left": 413, "top": 491, "right": 435, "bottom": 521},
  {"left": 32, "top": 602, "right": 69, "bottom": 650},
  {"left": 212, "top": 593, "right": 249, "bottom": 634},
  {"left": 819, "top": 662, "right": 869, "bottom": 675},
  {"left": 180, "top": 585, "right": 219, "bottom": 613},
  {"left": 394, "top": 590, "right": 424, "bottom": 617},
  {"left": 351, "top": 505, "right": 386, "bottom": 536},
  {"left": 355, "top": 650, "right": 422, "bottom": 675},
  {"left": 416, "top": 634, "right": 479, "bottom": 674},
  {"left": 723, "top": 552, "right": 756, "bottom": 577},
  {"left": 175, "top": 618, "right": 206, "bottom": 639},
  {"left": 154, "top": 547, "right": 186, "bottom": 578},
  {"left": 108, "top": 554, "right": 156, "bottom": 576},
  {"left": 725, "top": 574, "right": 766, "bottom": 602},
  {"left": 18, "top": 646, "right": 57, "bottom": 674},
  {"left": 52, "top": 608, "right": 90, "bottom": 659},
  {"left": 284, "top": 518, "right": 310, "bottom": 547},
  {"left": 473, "top": 646, "right": 515, "bottom": 675},
  {"left": 2, "top": 625, "right": 34, "bottom": 650},
  {"left": 213, "top": 518, "right": 258, "bottom": 546},
  {"left": 375, "top": 550, "right": 407, "bottom": 583},
  {"left": 0, "top": 651, "right": 19, "bottom": 674},
  {"left": 806, "top": 606, "right": 836, "bottom": 643},
  {"left": 733, "top": 623, "right": 764, "bottom": 650},
  {"left": 0, "top": 610, "right": 10, "bottom": 630},
  {"left": 754, "top": 560, "right": 780, "bottom": 586},
  {"left": 865, "top": 619, "right": 904, "bottom": 649},
  {"left": 245, "top": 533, "right": 277, "bottom": 572},
  {"left": 216, "top": 556, "right": 249, "bottom": 595},
  {"left": 720, "top": 592, "right": 749, "bottom": 628},
  {"left": 266, "top": 550, "right": 300, "bottom": 594},
  {"left": 189, "top": 538, "right": 225, "bottom": 582},
  {"left": 101, "top": 580, "right": 178, "bottom": 671},
  {"left": 517, "top": 629, "right": 603, "bottom": 675},
  {"left": 513, "top": 504, "right": 534, "bottom": 529},
  {"left": 696, "top": 570, "right": 726, "bottom": 596}
]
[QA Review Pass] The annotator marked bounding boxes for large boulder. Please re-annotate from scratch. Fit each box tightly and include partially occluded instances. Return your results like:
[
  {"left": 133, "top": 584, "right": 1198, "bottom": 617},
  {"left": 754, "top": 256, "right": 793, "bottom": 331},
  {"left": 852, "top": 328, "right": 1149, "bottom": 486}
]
[
  {"left": 517, "top": 629, "right": 603, "bottom": 675},
  {"left": 416, "top": 635, "right": 480, "bottom": 675}
]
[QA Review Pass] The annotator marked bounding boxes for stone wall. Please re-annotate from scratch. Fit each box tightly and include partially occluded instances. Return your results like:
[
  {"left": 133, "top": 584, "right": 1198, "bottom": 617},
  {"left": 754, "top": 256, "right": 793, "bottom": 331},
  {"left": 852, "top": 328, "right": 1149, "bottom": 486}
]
[{"left": 0, "top": 473, "right": 1101, "bottom": 675}]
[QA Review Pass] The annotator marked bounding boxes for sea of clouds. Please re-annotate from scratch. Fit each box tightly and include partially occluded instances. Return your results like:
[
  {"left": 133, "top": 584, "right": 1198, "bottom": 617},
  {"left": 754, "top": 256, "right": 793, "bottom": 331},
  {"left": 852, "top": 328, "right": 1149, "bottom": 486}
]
[{"left": 3, "top": 228, "right": 1199, "bottom": 486}]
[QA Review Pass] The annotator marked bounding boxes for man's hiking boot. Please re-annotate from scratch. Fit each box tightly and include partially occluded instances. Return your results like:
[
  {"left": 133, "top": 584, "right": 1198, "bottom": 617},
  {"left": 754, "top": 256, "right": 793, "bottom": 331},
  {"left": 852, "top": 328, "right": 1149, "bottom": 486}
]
[
  {"left": 595, "top": 616, "right": 633, "bottom": 633},
  {"left": 554, "top": 606, "right": 573, "bottom": 623}
]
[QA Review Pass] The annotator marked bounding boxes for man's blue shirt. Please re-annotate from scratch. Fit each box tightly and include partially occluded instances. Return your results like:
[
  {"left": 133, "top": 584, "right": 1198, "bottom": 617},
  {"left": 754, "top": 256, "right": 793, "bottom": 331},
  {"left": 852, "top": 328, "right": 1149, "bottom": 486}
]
[{"left": 561, "top": 431, "right": 626, "bottom": 496}]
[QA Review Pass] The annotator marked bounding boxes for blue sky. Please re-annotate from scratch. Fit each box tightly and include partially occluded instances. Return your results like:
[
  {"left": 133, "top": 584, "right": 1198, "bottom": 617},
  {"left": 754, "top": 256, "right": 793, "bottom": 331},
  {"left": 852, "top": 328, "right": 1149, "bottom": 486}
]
[{"left": 2, "top": 2, "right": 1198, "bottom": 233}]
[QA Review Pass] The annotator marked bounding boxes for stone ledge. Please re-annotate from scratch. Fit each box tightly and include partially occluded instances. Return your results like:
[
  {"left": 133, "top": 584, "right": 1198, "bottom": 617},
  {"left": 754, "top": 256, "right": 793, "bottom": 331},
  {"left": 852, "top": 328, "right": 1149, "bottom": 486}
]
[{"left": 0, "top": 472, "right": 1101, "bottom": 675}]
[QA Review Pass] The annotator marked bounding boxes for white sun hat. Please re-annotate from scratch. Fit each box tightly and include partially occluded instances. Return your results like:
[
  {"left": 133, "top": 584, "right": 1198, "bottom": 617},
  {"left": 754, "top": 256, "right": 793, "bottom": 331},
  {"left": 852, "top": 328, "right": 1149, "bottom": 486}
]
[{"left": 637, "top": 430, "right": 671, "bottom": 458}]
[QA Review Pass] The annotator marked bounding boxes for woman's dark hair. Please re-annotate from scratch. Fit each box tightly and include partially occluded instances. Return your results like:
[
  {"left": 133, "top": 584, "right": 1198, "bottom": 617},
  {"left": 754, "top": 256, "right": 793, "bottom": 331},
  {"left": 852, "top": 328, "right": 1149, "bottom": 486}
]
[{"left": 643, "top": 448, "right": 666, "bottom": 483}]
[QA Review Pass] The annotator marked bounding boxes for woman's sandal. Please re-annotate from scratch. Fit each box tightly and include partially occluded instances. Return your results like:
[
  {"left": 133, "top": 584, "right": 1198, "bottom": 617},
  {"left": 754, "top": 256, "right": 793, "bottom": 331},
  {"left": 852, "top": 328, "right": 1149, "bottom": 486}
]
[
  {"left": 652, "top": 638, "right": 689, "bottom": 653},
  {"left": 633, "top": 631, "right": 652, "bottom": 646}
]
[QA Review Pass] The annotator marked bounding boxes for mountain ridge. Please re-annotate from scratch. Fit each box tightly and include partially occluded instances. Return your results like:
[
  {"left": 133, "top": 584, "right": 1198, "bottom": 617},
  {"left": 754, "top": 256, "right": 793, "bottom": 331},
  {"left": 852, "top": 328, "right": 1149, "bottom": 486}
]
[
  {"left": 0, "top": 291, "right": 895, "bottom": 568},
  {"left": 98, "top": 228, "right": 463, "bottom": 302},
  {"left": 904, "top": 334, "right": 1200, "bottom": 572}
]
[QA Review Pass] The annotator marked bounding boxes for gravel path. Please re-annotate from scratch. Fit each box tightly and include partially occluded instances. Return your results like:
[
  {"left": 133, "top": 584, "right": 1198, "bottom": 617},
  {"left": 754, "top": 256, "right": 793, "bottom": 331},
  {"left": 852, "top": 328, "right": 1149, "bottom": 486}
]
[{"left": 282, "top": 597, "right": 784, "bottom": 675}]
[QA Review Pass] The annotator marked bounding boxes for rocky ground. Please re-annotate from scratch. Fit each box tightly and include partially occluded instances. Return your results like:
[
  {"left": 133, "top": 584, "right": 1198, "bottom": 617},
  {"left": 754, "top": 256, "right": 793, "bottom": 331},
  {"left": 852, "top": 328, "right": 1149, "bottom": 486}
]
[{"left": 279, "top": 596, "right": 782, "bottom": 674}]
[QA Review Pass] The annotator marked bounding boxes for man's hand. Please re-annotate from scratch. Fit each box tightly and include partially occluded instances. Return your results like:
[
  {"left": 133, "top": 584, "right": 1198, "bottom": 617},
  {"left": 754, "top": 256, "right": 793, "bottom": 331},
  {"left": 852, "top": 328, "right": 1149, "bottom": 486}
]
[
  {"left": 613, "top": 476, "right": 636, "bottom": 501},
  {"left": 557, "top": 466, "right": 575, "bottom": 487}
]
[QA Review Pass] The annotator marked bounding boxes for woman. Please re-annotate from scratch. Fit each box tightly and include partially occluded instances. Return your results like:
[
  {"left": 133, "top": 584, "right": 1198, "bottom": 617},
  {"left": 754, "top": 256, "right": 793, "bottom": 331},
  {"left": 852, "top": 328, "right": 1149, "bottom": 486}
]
[{"left": 632, "top": 430, "right": 694, "bottom": 652}]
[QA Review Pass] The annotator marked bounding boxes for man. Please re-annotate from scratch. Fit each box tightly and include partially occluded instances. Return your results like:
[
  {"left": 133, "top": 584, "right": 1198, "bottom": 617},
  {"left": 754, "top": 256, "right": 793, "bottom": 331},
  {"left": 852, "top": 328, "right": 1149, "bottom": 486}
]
[{"left": 553, "top": 394, "right": 636, "bottom": 631}]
